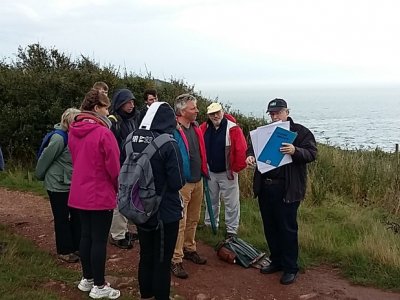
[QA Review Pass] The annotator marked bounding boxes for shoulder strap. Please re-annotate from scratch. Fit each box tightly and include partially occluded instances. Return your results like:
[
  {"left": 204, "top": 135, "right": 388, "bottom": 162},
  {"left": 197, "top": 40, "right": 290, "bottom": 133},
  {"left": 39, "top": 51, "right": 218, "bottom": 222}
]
[
  {"left": 124, "top": 131, "right": 135, "bottom": 158},
  {"left": 143, "top": 134, "right": 174, "bottom": 158},
  {"left": 54, "top": 129, "right": 68, "bottom": 146},
  {"left": 108, "top": 114, "right": 118, "bottom": 122},
  {"left": 124, "top": 133, "right": 174, "bottom": 159}
]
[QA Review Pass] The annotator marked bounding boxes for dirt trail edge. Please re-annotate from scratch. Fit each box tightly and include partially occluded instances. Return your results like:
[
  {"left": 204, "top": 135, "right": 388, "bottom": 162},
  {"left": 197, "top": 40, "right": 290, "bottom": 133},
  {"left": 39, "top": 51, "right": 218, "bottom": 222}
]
[{"left": 0, "top": 188, "right": 399, "bottom": 300}]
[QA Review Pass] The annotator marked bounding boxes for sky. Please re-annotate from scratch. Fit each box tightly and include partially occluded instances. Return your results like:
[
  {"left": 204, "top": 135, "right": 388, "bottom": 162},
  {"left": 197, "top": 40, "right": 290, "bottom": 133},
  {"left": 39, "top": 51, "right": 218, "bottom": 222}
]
[{"left": 1, "top": 0, "right": 400, "bottom": 101}]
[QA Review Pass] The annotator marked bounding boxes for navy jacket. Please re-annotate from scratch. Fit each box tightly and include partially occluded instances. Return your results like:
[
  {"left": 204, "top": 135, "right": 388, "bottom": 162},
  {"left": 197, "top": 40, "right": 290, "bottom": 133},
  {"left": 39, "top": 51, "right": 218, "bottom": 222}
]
[
  {"left": 126, "top": 102, "right": 185, "bottom": 226},
  {"left": 247, "top": 117, "right": 317, "bottom": 203}
]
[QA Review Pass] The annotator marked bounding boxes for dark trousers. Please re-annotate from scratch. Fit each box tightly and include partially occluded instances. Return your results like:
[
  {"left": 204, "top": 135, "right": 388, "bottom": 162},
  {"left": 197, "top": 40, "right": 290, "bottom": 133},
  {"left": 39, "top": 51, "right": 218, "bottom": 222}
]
[
  {"left": 258, "top": 183, "right": 300, "bottom": 273},
  {"left": 79, "top": 209, "right": 113, "bottom": 286},
  {"left": 138, "top": 221, "right": 179, "bottom": 300},
  {"left": 47, "top": 191, "right": 81, "bottom": 255}
]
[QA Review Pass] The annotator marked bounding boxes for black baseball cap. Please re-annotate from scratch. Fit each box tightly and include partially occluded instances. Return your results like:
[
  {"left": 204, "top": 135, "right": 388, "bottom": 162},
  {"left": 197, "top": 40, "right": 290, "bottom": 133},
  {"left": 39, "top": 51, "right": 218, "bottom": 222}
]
[{"left": 267, "top": 98, "right": 287, "bottom": 112}]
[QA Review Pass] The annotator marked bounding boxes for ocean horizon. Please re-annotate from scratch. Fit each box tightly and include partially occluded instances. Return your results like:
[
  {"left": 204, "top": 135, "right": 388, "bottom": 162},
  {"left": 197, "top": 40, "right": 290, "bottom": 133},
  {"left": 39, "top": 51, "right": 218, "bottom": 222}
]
[{"left": 202, "top": 85, "right": 400, "bottom": 152}]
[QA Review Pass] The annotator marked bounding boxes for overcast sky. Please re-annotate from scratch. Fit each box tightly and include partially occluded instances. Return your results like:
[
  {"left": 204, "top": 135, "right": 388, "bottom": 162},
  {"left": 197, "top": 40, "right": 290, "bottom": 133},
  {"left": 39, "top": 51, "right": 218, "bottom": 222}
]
[{"left": 1, "top": 0, "right": 400, "bottom": 99}]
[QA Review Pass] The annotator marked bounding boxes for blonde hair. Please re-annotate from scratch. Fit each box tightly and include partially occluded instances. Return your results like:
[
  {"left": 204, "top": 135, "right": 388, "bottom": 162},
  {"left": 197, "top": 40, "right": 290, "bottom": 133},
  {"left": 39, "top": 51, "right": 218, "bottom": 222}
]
[{"left": 60, "top": 108, "right": 80, "bottom": 131}]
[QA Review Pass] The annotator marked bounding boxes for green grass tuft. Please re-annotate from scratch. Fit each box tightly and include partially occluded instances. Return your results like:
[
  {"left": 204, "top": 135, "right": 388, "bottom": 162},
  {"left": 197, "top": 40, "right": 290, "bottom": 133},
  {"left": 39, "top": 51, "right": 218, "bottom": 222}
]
[{"left": 0, "top": 224, "right": 79, "bottom": 299}]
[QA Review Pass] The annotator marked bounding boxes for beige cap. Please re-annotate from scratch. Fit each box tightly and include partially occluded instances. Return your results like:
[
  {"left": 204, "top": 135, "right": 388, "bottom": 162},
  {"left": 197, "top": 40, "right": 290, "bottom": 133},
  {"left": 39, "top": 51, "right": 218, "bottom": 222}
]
[{"left": 207, "top": 102, "right": 223, "bottom": 114}]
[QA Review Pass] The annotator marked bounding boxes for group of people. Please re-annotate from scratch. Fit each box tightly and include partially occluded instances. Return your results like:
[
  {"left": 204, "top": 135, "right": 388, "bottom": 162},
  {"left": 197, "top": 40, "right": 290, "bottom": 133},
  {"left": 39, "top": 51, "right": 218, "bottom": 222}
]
[{"left": 35, "top": 81, "right": 317, "bottom": 299}]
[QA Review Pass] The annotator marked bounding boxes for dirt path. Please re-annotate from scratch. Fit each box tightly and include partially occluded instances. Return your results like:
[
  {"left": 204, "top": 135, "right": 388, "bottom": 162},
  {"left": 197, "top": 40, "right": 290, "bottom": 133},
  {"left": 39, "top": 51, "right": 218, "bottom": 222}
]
[{"left": 0, "top": 187, "right": 399, "bottom": 300}]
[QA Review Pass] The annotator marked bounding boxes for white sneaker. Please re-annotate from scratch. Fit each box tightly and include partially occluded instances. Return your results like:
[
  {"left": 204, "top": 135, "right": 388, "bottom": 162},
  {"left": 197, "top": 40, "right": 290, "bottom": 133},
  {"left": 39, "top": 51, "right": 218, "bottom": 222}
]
[
  {"left": 89, "top": 283, "right": 120, "bottom": 299},
  {"left": 78, "top": 278, "right": 94, "bottom": 292}
]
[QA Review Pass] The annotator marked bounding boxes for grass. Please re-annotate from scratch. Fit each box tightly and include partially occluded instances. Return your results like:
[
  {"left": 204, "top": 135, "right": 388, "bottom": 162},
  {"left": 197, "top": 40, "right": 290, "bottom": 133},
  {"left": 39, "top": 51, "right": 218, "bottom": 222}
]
[
  {"left": 0, "top": 167, "right": 45, "bottom": 196},
  {"left": 197, "top": 194, "right": 400, "bottom": 290},
  {"left": 299, "top": 197, "right": 400, "bottom": 289},
  {"left": 0, "top": 224, "right": 79, "bottom": 300}
]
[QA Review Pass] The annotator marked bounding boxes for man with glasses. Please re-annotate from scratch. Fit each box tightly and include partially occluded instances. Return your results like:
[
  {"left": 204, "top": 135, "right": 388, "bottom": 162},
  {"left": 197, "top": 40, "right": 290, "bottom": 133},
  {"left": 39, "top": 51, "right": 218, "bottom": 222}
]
[
  {"left": 246, "top": 98, "right": 317, "bottom": 285},
  {"left": 200, "top": 103, "right": 247, "bottom": 238}
]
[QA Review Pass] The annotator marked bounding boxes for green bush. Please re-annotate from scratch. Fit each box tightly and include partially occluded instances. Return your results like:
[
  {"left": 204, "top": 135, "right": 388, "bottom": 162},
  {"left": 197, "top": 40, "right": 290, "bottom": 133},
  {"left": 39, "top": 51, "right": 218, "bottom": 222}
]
[{"left": 0, "top": 44, "right": 222, "bottom": 165}]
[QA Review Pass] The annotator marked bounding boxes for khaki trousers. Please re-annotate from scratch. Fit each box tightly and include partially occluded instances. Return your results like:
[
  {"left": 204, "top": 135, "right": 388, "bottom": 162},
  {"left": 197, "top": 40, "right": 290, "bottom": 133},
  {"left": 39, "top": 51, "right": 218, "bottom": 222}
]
[
  {"left": 109, "top": 208, "right": 128, "bottom": 240},
  {"left": 172, "top": 180, "right": 203, "bottom": 263}
]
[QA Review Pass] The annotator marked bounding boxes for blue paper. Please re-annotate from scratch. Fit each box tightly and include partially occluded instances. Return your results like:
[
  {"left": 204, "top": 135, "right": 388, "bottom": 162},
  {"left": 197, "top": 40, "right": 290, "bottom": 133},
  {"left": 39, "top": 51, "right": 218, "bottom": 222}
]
[{"left": 257, "top": 126, "right": 297, "bottom": 167}]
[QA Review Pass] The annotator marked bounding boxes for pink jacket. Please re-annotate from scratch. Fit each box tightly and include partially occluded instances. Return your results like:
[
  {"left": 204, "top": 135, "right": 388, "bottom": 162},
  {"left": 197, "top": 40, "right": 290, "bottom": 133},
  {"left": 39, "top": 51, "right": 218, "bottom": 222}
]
[{"left": 68, "top": 113, "right": 120, "bottom": 210}]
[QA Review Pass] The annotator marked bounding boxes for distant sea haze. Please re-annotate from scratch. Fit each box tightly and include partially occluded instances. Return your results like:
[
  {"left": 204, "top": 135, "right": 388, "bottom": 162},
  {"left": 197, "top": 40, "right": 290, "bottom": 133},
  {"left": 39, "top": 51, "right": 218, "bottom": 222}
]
[{"left": 205, "top": 86, "right": 400, "bottom": 152}]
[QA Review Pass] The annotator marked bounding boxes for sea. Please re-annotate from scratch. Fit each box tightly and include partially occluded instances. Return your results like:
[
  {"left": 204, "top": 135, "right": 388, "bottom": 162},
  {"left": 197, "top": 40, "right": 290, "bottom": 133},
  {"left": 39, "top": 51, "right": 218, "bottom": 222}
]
[{"left": 202, "top": 86, "right": 400, "bottom": 153}]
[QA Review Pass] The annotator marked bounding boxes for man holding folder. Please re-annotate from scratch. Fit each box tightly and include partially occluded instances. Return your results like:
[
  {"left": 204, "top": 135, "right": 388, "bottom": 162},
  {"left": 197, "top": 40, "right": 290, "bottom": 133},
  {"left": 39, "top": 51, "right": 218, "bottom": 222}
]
[{"left": 246, "top": 98, "right": 317, "bottom": 285}]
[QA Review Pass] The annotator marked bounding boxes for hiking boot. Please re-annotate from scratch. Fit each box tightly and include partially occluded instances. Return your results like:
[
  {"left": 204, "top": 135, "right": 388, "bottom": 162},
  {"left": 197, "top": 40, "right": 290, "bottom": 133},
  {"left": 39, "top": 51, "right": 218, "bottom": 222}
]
[
  {"left": 89, "top": 282, "right": 120, "bottom": 299},
  {"left": 78, "top": 278, "right": 94, "bottom": 292},
  {"left": 109, "top": 237, "right": 133, "bottom": 250},
  {"left": 183, "top": 250, "right": 207, "bottom": 265},
  {"left": 58, "top": 253, "right": 80, "bottom": 263},
  {"left": 171, "top": 262, "right": 189, "bottom": 279}
]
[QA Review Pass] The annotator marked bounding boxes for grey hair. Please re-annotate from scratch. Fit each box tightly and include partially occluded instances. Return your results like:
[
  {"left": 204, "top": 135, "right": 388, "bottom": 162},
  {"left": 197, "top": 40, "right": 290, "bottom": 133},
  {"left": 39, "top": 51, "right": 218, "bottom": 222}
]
[{"left": 174, "top": 94, "right": 197, "bottom": 116}]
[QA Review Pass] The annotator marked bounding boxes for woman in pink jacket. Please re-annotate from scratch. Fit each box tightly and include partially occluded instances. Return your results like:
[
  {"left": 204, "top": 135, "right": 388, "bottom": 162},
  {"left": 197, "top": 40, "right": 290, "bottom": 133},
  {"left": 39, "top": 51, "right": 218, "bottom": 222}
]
[{"left": 68, "top": 88, "right": 121, "bottom": 299}]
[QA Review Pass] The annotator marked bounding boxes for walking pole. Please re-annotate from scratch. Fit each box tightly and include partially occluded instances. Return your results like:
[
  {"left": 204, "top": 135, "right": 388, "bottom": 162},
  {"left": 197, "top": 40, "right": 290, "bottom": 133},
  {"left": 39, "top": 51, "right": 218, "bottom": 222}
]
[{"left": 203, "top": 177, "right": 217, "bottom": 234}]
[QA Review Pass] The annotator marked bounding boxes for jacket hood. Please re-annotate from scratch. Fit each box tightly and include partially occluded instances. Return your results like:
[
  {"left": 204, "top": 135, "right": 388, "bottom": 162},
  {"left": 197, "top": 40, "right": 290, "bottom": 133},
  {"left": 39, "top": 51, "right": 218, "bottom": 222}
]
[
  {"left": 111, "top": 89, "right": 136, "bottom": 113},
  {"left": 224, "top": 113, "right": 237, "bottom": 123},
  {"left": 139, "top": 102, "right": 176, "bottom": 134},
  {"left": 70, "top": 111, "right": 111, "bottom": 138}
]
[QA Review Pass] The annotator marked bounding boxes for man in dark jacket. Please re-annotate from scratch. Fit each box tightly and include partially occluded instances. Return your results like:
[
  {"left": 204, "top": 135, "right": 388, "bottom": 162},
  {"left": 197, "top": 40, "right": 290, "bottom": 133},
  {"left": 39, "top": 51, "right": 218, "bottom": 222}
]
[
  {"left": 128, "top": 101, "right": 185, "bottom": 300},
  {"left": 108, "top": 88, "right": 141, "bottom": 249},
  {"left": 246, "top": 98, "right": 317, "bottom": 285},
  {"left": 139, "top": 88, "right": 158, "bottom": 124}
]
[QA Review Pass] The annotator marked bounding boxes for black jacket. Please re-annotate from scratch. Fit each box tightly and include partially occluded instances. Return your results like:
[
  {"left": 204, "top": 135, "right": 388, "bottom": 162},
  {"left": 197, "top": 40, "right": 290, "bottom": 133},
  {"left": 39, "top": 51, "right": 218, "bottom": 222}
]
[
  {"left": 110, "top": 89, "right": 141, "bottom": 164},
  {"left": 128, "top": 102, "right": 185, "bottom": 225},
  {"left": 247, "top": 117, "right": 317, "bottom": 203}
]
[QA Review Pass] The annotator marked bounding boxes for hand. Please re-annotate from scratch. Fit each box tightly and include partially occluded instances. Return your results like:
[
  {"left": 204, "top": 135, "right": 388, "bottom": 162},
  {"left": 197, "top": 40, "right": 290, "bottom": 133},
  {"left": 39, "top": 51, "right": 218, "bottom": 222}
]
[
  {"left": 246, "top": 156, "right": 256, "bottom": 168},
  {"left": 280, "top": 143, "right": 295, "bottom": 155}
]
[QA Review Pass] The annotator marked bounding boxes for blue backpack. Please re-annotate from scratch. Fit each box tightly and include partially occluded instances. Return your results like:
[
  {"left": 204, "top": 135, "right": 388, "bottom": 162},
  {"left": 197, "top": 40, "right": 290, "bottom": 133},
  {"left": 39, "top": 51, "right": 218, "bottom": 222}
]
[{"left": 37, "top": 129, "right": 68, "bottom": 159}]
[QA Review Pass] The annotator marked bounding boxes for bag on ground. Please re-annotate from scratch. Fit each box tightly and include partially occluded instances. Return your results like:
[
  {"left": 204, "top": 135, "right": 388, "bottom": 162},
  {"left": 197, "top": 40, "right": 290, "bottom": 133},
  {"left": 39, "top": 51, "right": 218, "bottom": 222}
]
[
  {"left": 215, "top": 236, "right": 271, "bottom": 268},
  {"left": 117, "top": 133, "right": 174, "bottom": 227}
]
